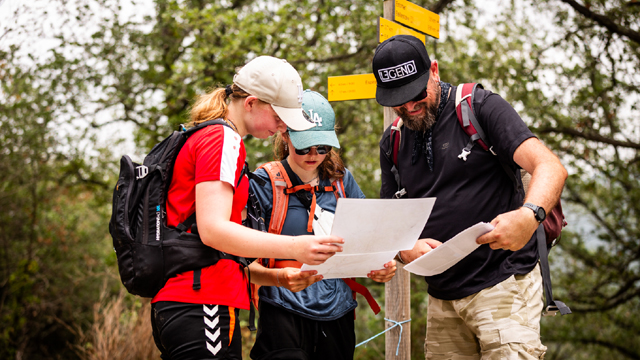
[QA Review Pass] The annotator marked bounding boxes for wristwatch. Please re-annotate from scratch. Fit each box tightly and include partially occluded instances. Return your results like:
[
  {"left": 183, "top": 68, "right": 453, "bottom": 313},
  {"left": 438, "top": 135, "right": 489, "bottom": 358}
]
[{"left": 523, "top": 203, "right": 546, "bottom": 223}]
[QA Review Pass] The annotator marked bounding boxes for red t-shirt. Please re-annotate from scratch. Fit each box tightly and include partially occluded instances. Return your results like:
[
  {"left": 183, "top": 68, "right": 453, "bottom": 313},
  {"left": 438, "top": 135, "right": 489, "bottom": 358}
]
[{"left": 152, "top": 124, "right": 250, "bottom": 309}]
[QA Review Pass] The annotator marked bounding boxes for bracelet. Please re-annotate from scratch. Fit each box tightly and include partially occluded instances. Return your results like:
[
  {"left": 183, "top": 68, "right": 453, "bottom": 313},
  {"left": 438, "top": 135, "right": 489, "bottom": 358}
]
[
  {"left": 276, "top": 268, "right": 282, "bottom": 287},
  {"left": 396, "top": 251, "right": 406, "bottom": 265}
]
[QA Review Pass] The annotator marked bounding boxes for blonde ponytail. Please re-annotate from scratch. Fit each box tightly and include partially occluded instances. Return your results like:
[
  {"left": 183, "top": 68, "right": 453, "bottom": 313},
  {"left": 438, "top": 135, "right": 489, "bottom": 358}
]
[{"left": 187, "top": 84, "right": 252, "bottom": 128}]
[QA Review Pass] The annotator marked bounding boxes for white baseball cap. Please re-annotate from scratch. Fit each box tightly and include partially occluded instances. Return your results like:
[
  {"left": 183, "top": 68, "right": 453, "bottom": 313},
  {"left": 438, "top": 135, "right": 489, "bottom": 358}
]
[{"left": 233, "top": 56, "right": 316, "bottom": 131}]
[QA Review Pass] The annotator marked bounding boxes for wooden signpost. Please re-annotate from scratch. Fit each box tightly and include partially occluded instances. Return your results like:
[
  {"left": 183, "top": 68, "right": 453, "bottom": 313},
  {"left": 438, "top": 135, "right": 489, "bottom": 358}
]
[{"left": 327, "top": 1, "right": 439, "bottom": 359}]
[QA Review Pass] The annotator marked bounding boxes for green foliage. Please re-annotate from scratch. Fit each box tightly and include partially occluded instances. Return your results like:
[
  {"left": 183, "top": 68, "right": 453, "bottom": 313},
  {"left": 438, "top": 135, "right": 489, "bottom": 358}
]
[{"left": 0, "top": 37, "right": 118, "bottom": 359}]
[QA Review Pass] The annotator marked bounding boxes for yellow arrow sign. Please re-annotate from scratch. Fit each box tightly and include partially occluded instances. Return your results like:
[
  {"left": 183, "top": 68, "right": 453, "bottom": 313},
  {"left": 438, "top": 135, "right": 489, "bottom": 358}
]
[
  {"left": 394, "top": 0, "right": 440, "bottom": 39},
  {"left": 378, "top": 17, "right": 426, "bottom": 44},
  {"left": 328, "top": 74, "right": 377, "bottom": 102}
]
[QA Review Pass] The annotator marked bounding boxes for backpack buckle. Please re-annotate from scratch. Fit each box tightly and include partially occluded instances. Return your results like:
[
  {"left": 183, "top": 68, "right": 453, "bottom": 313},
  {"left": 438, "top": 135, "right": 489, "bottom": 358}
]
[
  {"left": 458, "top": 149, "right": 471, "bottom": 161},
  {"left": 543, "top": 304, "right": 559, "bottom": 317},
  {"left": 136, "top": 165, "right": 149, "bottom": 180},
  {"left": 394, "top": 188, "right": 407, "bottom": 199}
]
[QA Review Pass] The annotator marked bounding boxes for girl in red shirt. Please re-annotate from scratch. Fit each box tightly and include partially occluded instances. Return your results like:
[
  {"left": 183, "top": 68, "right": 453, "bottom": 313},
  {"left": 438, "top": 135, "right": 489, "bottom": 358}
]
[{"left": 150, "top": 56, "right": 344, "bottom": 360}]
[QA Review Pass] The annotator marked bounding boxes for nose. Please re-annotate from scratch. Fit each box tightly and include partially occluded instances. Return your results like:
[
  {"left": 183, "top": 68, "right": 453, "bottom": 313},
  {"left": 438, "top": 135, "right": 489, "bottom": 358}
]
[
  {"left": 402, "top": 101, "right": 418, "bottom": 112},
  {"left": 276, "top": 118, "right": 287, "bottom": 133}
]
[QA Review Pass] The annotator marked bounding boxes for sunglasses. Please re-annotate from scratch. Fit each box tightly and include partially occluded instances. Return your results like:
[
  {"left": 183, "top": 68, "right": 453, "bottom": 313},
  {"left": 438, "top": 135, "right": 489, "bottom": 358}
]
[
  {"left": 294, "top": 145, "right": 332, "bottom": 156},
  {"left": 409, "top": 88, "right": 428, "bottom": 103}
]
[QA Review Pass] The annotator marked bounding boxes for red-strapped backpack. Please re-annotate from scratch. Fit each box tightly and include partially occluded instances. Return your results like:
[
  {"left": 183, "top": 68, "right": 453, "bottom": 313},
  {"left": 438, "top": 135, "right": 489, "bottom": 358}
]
[
  {"left": 454, "top": 83, "right": 567, "bottom": 246},
  {"left": 389, "top": 83, "right": 566, "bottom": 245},
  {"left": 387, "top": 83, "right": 570, "bottom": 316},
  {"left": 249, "top": 160, "right": 380, "bottom": 316}
]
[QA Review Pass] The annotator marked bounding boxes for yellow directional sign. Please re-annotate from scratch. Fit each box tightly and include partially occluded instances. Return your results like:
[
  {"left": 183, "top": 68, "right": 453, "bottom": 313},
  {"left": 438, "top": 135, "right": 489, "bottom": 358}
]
[
  {"left": 326, "top": 0, "right": 441, "bottom": 102},
  {"left": 328, "top": 74, "right": 377, "bottom": 102},
  {"left": 378, "top": 17, "right": 426, "bottom": 44},
  {"left": 394, "top": 0, "right": 440, "bottom": 39}
]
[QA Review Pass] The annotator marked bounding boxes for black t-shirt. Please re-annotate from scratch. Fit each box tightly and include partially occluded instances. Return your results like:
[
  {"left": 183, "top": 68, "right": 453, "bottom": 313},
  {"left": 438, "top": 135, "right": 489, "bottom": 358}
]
[{"left": 379, "top": 84, "right": 539, "bottom": 300}]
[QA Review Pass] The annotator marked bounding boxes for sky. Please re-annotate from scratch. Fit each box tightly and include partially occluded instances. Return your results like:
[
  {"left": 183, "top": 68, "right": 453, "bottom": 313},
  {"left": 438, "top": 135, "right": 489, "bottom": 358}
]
[{"left": 1, "top": 0, "right": 155, "bottom": 159}]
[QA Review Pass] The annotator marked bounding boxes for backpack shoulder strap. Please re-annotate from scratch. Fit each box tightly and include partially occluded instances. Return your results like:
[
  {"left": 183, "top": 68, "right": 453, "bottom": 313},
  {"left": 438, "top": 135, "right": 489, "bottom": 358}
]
[
  {"left": 182, "top": 118, "right": 229, "bottom": 137},
  {"left": 454, "top": 83, "right": 521, "bottom": 193},
  {"left": 386, "top": 117, "right": 407, "bottom": 198},
  {"left": 536, "top": 224, "right": 571, "bottom": 316},
  {"left": 331, "top": 177, "right": 346, "bottom": 199},
  {"left": 260, "top": 161, "right": 292, "bottom": 235},
  {"left": 390, "top": 116, "right": 404, "bottom": 166},
  {"left": 177, "top": 122, "right": 248, "bottom": 234},
  {"left": 455, "top": 83, "right": 490, "bottom": 161}
]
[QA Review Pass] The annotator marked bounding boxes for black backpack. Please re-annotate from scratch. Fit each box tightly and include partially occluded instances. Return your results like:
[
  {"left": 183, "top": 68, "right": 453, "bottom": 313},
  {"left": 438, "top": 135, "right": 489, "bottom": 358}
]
[{"left": 109, "top": 119, "right": 249, "bottom": 298}]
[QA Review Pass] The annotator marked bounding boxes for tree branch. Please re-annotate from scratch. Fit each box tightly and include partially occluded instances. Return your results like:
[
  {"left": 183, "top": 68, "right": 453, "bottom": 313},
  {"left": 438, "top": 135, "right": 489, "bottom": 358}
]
[
  {"left": 560, "top": 0, "right": 640, "bottom": 44},
  {"left": 538, "top": 126, "right": 640, "bottom": 149},
  {"left": 574, "top": 338, "right": 640, "bottom": 359},
  {"left": 430, "top": 0, "right": 456, "bottom": 14}
]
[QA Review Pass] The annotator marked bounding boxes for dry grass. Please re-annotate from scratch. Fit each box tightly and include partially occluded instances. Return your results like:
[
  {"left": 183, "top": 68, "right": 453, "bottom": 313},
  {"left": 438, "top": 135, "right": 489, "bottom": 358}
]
[
  {"left": 75, "top": 288, "right": 161, "bottom": 360},
  {"left": 75, "top": 285, "right": 263, "bottom": 359}
]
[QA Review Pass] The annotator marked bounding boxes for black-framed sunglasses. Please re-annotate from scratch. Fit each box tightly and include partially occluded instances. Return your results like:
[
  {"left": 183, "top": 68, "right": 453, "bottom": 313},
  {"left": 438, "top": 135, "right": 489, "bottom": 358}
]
[
  {"left": 294, "top": 145, "right": 332, "bottom": 156},
  {"left": 409, "top": 88, "right": 428, "bottom": 103}
]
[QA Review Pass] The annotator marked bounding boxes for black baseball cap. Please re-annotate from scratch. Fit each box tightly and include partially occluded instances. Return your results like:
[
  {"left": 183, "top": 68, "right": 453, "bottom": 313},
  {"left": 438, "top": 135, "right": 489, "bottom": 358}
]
[{"left": 372, "top": 35, "right": 431, "bottom": 107}]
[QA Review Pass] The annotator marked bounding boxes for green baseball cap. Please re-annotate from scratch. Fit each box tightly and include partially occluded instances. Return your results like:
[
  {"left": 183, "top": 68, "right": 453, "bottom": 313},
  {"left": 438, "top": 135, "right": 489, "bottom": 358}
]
[{"left": 288, "top": 90, "right": 340, "bottom": 150}]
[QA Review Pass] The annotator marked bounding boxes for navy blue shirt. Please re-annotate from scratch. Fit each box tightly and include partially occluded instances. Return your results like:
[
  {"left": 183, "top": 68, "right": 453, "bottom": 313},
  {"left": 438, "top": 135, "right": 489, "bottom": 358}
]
[
  {"left": 379, "top": 84, "right": 539, "bottom": 300},
  {"left": 250, "top": 166, "right": 365, "bottom": 320}
]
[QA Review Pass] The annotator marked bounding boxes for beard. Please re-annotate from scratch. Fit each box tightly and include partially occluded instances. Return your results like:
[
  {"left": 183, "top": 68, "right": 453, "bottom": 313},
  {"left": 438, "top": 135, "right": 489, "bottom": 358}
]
[{"left": 395, "top": 83, "right": 441, "bottom": 132}]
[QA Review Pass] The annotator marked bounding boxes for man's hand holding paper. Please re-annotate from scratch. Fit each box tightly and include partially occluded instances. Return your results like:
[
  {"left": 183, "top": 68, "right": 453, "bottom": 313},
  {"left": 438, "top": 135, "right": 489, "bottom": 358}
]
[
  {"left": 398, "top": 238, "right": 442, "bottom": 264},
  {"left": 403, "top": 222, "right": 495, "bottom": 276}
]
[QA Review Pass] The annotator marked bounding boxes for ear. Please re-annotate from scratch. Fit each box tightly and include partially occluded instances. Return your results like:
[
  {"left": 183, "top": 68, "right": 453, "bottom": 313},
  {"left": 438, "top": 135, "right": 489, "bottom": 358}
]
[
  {"left": 430, "top": 61, "right": 440, "bottom": 82},
  {"left": 244, "top": 96, "right": 259, "bottom": 111}
]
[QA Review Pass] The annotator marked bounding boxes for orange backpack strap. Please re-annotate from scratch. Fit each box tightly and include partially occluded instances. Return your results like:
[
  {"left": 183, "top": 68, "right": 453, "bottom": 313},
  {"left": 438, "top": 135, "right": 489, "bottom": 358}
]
[
  {"left": 251, "top": 162, "right": 291, "bottom": 310},
  {"left": 260, "top": 161, "right": 293, "bottom": 235},
  {"left": 331, "top": 177, "right": 346, "bottom": 200},
  {"left": 253, "top": 171, "right": 381, "bottom": 315},
  {"left": 274, "top": 260, "right": 302, "bottom": 268}
]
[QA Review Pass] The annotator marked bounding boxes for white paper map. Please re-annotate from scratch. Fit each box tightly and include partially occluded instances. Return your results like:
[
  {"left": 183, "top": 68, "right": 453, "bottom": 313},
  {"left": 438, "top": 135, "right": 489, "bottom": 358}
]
[
  {"left": 404, "top": 222, "right": 494, "bottom": 276},
  {"left": 301, "top": 198, "right": 436, "bottom": 279}
]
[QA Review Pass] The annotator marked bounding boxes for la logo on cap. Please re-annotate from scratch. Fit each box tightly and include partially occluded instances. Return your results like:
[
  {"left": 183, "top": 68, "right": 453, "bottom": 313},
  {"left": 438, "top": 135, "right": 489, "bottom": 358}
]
[{"left": 308, "top": 109, "right": 323, "bottom": 127}]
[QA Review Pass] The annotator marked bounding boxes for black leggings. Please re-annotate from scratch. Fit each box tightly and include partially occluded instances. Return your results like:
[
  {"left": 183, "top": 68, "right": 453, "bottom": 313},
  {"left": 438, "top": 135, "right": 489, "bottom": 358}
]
[
  {"left": 250, "top": 300, "right": 355, "bottom": 360},
  {"left": 151, "top": 301, "right": 242, "bottom": 360}
]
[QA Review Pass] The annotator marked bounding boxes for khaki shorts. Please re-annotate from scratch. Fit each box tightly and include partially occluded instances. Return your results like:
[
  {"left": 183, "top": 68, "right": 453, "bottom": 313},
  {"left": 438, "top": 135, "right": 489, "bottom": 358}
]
[{"left": 425, "top": 264, "right": 547, "bottom": 360}]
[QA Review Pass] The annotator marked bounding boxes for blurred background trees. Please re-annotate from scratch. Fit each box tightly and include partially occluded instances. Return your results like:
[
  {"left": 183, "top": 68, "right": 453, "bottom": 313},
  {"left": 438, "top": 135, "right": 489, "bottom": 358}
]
[{"left": 0, "top": 0, "right": 638, "bottom": 359}]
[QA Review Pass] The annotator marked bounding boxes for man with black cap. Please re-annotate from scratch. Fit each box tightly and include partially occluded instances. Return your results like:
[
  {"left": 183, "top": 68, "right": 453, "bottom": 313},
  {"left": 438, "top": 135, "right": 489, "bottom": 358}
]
[{"left": 374, "top": 34, "right": 567, "bottom": 359}]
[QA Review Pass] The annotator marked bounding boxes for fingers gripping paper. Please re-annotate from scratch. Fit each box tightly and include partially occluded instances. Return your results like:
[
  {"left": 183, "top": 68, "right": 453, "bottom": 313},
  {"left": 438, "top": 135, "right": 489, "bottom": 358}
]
[
  {"left": 403, "top": 222, "right": 494, "bottom": 276},
  {"left": 301, "top": 198, "right": 436, "bottom": 279}
]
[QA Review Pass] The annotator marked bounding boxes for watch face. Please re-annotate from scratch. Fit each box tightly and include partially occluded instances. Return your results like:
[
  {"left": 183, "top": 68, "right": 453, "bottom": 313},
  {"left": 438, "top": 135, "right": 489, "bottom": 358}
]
[{"left": 524, "top": 203, "right": 545, "bottom": 222}]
